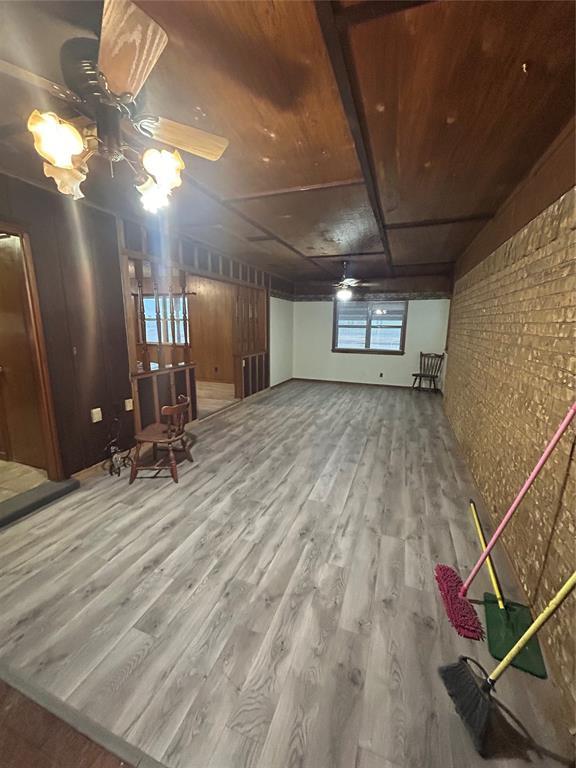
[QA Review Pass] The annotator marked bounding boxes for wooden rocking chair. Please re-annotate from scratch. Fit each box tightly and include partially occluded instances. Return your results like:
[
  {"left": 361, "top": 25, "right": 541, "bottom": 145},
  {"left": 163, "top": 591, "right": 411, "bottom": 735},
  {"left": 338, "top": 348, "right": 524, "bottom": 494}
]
[
  {"left": 129, "top": 395, "right": 193, "bottom": 484},
  {"left": 412, "top": 352, "right": 444, "bottom": 392}
]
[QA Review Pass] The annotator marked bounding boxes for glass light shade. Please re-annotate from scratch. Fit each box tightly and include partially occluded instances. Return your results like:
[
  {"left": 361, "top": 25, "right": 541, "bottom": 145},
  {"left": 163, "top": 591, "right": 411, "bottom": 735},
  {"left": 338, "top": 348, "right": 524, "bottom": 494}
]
[
  {"left": 43, "top": 163, "right": 86, "bottom": 199},
  {"left": 336, "top": 287, "right": 353, "bottom": 301},
  {"left": 27, "top": 110, "right": 84, "bottom": 169},
  {"left": 142, "top": 148, "right": 184, "bottom": 191},
  {"left": 136, "top": 176, "right": 171, "bottom": 213}
]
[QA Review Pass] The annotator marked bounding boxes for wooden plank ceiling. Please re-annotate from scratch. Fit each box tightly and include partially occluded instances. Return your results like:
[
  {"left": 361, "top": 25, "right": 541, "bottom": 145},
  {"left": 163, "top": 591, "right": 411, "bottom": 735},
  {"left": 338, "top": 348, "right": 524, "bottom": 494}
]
[{"left": 0, "top": 0, "right": 574, "bottom": 287}]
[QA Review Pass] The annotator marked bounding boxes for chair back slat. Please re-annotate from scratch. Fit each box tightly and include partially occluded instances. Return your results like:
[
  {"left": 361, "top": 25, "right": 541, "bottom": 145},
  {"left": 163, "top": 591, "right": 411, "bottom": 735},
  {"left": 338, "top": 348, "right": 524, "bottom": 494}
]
[
  {"left": 161, "top": 395, "right": 190, "bottom": 437},
  {"left": 419, "top": 352, "right": 444, "bottom": 377}
]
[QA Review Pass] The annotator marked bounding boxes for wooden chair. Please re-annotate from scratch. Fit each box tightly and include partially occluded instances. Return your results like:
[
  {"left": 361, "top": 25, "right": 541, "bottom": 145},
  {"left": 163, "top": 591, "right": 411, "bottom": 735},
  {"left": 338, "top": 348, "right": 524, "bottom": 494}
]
[
  {"left": 129, "top": 395, "right": 193, "bottom": 484},
  {"left": 412, "top": 352, "right": 444, "bottom": 392}
]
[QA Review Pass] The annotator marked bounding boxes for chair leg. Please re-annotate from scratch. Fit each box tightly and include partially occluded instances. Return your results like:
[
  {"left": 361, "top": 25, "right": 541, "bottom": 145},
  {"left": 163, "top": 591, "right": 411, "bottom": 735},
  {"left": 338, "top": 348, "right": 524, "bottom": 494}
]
[
  {"left": 129, "top": 443, "right": 141, "bottom": 485},
  {"left": 183, "top": 436, "right": 194, "bottom": 463},
  {"left": 168, "top": 445, "right": 178, "bottom": 483}
]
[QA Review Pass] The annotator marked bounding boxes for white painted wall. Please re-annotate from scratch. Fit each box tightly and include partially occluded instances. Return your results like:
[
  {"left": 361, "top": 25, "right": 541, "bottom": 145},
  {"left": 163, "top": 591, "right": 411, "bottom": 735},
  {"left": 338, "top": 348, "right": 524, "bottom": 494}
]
[
  {"left": 269, "top": 297, "right": 294, "bottom": 386},
  {"left": 292, "top": 299, "right": 450, "bottom": 387}
]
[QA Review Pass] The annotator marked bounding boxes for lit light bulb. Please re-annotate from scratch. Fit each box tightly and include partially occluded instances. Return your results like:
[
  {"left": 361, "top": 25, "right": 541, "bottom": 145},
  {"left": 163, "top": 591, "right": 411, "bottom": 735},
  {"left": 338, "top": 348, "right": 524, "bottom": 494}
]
[
  {"left": 374, "top": 308, "right": 387, "bottom": 315},
  {"left": 136, "top": 176, "right": 171, "bottom": 213},
  {"left": 27, "top": 110, "right": 84, "bottom": 169},
  {"left": 336, "top": 287, "right": 353, "bottom": 301},
  {"left": 142, "top": 148, "right": 184, "bottom": 191}
]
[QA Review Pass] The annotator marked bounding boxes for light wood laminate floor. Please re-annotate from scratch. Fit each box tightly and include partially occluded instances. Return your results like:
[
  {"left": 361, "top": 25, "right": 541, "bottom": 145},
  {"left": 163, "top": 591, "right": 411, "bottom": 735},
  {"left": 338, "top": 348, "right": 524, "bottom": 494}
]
[
  {"left": 0, "top": 382, "right": 572, "bottom": 768},
  {"left": 0, "top": 461, "right": 47, "bottom": 503},
  {"left": 196, "top": 381, "right": 239, "bottom": 420}
]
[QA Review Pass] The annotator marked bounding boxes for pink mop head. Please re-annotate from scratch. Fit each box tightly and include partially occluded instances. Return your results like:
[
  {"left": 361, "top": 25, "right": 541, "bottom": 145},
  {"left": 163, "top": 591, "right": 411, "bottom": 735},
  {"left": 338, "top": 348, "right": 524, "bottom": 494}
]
[{"left": 434, "top": 564, "right": 485, "bottom": 640}]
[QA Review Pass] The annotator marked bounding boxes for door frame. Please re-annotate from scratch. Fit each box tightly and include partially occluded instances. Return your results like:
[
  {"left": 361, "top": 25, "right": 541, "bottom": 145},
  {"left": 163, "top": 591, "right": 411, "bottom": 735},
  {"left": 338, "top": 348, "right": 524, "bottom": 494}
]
[{"left": 0, "top": 221, "right": 63, "bottom": 480}]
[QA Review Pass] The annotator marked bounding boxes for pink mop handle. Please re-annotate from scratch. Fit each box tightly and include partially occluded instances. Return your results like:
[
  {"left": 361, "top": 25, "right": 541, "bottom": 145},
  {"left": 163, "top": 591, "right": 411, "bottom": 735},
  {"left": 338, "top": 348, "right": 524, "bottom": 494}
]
[{"left": 459, "top": 402, "right": 576, "bottom": 598}]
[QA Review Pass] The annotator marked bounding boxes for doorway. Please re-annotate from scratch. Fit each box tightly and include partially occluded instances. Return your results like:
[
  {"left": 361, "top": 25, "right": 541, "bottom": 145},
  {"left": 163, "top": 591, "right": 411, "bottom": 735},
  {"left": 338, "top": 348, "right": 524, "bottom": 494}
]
[{"left": 0, "top": 227, "right": 61, "bottom": 501}]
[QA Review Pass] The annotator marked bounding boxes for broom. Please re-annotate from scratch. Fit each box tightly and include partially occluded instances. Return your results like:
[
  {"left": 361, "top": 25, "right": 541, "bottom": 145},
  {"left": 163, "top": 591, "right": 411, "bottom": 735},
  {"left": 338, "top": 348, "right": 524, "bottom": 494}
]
[
  {"left": 435, "top": 401, "right": 576, "bottom": 639},
  {"left": 439, "top": 570, "right": 576, "bottom": 756}
]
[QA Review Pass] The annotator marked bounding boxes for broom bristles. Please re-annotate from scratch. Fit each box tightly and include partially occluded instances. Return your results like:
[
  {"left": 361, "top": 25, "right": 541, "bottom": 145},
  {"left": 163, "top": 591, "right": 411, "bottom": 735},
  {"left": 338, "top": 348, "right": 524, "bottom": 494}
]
[
  {"left": 435, "top": 564, "right": 485, "bottom": 640},
  {"left": 439, "top": 657, "right": 493, "bottom": 757}
]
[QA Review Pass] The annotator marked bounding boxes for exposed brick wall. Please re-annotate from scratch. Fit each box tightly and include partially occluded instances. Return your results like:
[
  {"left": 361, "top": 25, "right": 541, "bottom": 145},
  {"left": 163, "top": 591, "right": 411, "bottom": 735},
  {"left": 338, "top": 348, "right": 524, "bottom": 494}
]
[{"left": 444, "top": 188, "right": 576, "bottom": 714}]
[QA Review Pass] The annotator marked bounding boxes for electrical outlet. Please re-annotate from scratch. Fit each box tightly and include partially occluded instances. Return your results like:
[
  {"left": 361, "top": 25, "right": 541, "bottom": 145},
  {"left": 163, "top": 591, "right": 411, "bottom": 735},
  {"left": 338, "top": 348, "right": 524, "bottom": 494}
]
[
  {"left": 124, "top": 398, "right": 134, "bottom": 412},
  {"left": 379, "top": 372, "right": 383, "bottom": 378},
  {"left": 90, "top": 407, "right": 103, "bottom": 423}
]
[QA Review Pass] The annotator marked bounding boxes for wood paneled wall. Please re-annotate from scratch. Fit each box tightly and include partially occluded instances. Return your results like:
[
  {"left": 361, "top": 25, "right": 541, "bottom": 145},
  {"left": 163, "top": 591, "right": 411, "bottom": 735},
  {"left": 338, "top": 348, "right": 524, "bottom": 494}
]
[
  {"left": 0, "top": 173, "right": 133, "bottom": 476},
  {"left": 189, "top": 276, "right": 236, "bottom": 382},
  {"left": 188, "top": 277, "right": 268, "bottom": 388}
]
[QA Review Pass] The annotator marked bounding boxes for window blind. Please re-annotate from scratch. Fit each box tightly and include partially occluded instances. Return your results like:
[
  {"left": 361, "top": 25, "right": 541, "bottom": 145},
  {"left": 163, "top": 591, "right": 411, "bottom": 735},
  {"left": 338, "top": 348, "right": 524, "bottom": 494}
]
[{"left": 333, "top": 300, "right": 407, "bottom": 353}]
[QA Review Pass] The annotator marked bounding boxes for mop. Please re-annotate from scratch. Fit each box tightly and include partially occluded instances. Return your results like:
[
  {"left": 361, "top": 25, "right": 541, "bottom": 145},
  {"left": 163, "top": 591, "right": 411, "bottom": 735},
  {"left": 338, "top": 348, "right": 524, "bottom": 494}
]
[
  {"left": 439, "top": 570, "right": 576, "bottom": 757},
  {"left": 469, "top": 498, "right": 546, "bottom": 678},
  {"left": 435, "top": 401, "right": 576, "bottom": 640}
]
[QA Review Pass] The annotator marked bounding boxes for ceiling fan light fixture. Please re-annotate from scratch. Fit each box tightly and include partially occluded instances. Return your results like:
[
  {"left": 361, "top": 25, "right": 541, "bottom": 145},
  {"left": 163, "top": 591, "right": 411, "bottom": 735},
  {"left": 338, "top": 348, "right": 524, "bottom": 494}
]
[
  {"left": 136, "top": 175, "right": 171, "bottom": 214},
  {"left": 336, "top": 287, "right": 353, "bottom": 301},
  {"left": 27, "top": 109, "right": 84, "bottom": 169},
  {"left": 142, "top": 148, "right": 185, "bottom": 192},
  {"left": 43, "top": 163, "right": 86, "bottom": 199}
]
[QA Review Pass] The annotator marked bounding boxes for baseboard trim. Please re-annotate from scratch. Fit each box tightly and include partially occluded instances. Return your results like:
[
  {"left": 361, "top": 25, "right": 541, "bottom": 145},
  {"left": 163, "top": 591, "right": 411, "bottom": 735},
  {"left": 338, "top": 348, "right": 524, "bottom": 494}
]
[
  {"left": 291, "top": 377, "right": 413, "bottom": 390},
  {"left": 270, "top": 378, "right": 296, "bottom": 389}
]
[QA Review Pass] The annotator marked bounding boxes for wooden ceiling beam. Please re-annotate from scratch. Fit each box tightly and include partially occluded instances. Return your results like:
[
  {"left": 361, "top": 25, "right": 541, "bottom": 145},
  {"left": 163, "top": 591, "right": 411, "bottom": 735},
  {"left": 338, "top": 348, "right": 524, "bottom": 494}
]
[
  {"left": 183, "top": 171, "right": 337, "bottom": 279},
  {"left": 334, "top": 1, "right": 433, "bottom": 28},
  {"left": 224, "top": 178, "right": 364, "bottom": 203},
  {"left": 314, "top": 0, "right": 393, "bottom": 274},
  {"left": 386, "top": 213, "right": 493, "bottom": 230}
]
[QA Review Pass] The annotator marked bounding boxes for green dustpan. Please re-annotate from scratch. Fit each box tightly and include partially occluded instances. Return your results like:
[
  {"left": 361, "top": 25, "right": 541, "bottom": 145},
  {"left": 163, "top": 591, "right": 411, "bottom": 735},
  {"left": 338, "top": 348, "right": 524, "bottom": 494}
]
[{"left": 484, "top": 592, "right": 547, "bottom": 679}]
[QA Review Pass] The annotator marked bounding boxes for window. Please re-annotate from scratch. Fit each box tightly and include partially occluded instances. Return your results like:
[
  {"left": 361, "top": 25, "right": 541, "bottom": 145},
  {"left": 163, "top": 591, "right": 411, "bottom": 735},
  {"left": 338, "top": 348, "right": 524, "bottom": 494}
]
[
  {"left": 142, "top": 295, "right": 187, "bottom": 345},
  {"left": 332, "top": 300, "right": 408, "bottom": 354}
]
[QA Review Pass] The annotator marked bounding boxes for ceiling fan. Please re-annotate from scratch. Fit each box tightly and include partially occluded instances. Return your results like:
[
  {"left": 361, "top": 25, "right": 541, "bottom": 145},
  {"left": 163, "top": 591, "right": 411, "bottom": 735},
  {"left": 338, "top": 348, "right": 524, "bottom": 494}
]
[
  {"left": 334, "top": 261, "right": 363, "bottom": 300},
  {"left": 1, "top": 0, "right": 229, "bottom": 210}
]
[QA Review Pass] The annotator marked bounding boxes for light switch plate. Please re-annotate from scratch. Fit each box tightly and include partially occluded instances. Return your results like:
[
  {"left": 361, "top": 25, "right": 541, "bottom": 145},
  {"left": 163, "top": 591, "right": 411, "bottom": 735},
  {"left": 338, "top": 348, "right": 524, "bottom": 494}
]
[
  {"left": 125, "top": 398, "right": 134, "bottom": 412},
  {"left": 90, "top": 407, "right": 103, "bottom": 423}
]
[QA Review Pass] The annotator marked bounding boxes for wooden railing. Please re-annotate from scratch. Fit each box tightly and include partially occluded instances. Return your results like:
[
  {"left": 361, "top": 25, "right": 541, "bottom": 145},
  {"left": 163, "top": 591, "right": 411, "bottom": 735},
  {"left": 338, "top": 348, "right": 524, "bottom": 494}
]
[{"left": 131, "top": 363, "right": 197, "bottom": 432}]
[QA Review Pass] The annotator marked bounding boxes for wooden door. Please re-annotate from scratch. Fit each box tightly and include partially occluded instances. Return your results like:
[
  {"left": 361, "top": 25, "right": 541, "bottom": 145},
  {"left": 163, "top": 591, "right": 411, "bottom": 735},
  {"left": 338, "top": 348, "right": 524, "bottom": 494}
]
[{"left": 0, "top": 235, "right": 47, "bottom": 469}]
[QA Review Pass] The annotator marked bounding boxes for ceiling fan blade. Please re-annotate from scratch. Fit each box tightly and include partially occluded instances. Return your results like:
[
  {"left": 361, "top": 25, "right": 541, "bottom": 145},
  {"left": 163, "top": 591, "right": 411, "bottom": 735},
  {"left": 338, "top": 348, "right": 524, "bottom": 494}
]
[
  {"left": 98, "top": 0, "right": 168, "bottom": 98},
  {"left": 146, "top": 117, "right": 229, "bottom": 161},
  {"left": 0, "top": 59, "right": 82, "bottom": 105}
]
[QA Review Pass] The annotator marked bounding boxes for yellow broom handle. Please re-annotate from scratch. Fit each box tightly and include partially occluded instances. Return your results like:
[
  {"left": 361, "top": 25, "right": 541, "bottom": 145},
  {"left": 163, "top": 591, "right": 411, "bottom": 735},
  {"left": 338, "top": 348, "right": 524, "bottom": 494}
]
[
  {"left": 469, "top": 500, "right": 505, "bottom": 610},
  {"left": 489, "top": 571, "right": 576, "bottom": 684}
]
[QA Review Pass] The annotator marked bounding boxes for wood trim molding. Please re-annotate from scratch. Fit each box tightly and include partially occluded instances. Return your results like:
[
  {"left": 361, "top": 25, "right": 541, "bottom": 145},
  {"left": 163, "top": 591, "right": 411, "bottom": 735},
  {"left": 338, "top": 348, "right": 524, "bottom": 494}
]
[
  {"left": 386, "top": 213, "right": 493, "bottom": 230},
  {"left": 0, "top": 221, "right": 64, "bottom": 481},
  {"left": 334, "top": 0, "right": 433, "bottom": 28},
  {"left": 224, "top": 178, "right": 364, "bottom": 202},
  {"left": 314, "top": 0, "right": 393, "bottom": 273},
  {"left": 181, "top": 172, "right": 336, "bottom": 280},
  {"left": 292, "top": 377, "right": 413, "bottom": 390}
]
